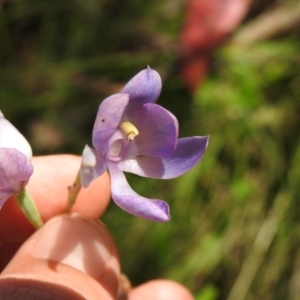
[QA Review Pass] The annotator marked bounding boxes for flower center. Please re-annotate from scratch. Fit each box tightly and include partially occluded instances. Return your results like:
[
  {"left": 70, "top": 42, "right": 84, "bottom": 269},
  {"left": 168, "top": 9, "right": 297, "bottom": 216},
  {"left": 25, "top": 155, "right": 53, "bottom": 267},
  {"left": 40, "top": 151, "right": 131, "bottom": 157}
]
[
  {"left": 118, "top": 122, "right": 139, "bottom": 142},
  {"left": 110, "top": 140, "right": 123, "bottom": 157}
]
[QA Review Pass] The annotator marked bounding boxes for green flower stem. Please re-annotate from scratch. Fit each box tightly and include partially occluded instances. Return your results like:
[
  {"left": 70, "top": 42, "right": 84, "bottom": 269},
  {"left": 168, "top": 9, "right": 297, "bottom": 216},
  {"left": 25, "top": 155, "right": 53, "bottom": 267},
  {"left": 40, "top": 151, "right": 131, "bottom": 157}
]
[
  {"left": 15, "top": 190, "right": 43, "bottom": 229},
  {"left": 65, "top": 170, "right": 82, "bottom": 212}
]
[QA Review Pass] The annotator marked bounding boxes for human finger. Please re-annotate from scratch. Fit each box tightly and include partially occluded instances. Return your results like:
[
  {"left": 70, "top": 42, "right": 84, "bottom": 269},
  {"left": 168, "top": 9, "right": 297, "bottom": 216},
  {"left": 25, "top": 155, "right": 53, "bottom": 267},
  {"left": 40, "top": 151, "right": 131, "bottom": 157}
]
[
  {"left": 0, "top": 213, "right": 120, "bottom": 300},
  {"left": 0, "top": 155, "right": 111, "bottom": 270},
  {"left": 28, "top": 155, "right": 111, "bottom": 220},
  {"left": 129, "top": 279, "right": 194, "bottom": 300},
  {"left": 0, "top": 154, "right": 111, "bottom": 245}
]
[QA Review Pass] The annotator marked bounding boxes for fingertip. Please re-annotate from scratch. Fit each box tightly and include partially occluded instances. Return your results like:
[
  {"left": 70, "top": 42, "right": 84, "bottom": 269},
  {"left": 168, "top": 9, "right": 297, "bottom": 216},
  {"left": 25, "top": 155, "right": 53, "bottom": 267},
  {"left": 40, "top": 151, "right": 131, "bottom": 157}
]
[
  {"left": 129, "top": 279, "right": 194, "bottom": 300},
  {"left": 0, "top": 214, "right": 120, "bottom": 300},
  {"left": 29, "top": 155, "right": 111, "bottom": 221},
  {"left": 0, "top": 155, "right": 111, "bottom": 268}
]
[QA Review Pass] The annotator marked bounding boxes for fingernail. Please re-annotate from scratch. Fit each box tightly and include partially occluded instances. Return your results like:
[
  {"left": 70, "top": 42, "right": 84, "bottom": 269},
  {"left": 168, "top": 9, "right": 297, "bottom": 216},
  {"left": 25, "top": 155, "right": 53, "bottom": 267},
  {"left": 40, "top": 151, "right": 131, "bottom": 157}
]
[{"left": 32, "top": 213, "right": 119, "bottom": 283}]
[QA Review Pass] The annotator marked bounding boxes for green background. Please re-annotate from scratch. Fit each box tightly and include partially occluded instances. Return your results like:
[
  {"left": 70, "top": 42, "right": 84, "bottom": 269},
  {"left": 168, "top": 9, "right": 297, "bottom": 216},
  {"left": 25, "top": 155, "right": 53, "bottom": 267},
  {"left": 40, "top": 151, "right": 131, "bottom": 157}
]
[{"left": 1, "top": 0, "right": 300, "bottom": 299}]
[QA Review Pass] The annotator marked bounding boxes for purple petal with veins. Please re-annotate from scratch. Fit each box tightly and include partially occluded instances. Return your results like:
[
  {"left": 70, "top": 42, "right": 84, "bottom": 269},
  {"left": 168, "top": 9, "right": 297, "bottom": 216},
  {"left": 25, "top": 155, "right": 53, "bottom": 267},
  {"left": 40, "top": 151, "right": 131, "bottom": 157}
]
[
  {"left": 107, "top": 162, "right": 170, "bottom": 222},
  {"left": 92, "top": 94, "right": 129, "bottom": 153},
  {"left": 119, "top": 136, "right": 209, "bottom": 179},
  {"left": 0, "top": 148, "right": 33, "bottom": 208},
  {"left": 124, "top": 103, "right": 178, "bottom": 159},
  {"left": 121, "top": 67, "right": 162, "bottom": 113}
]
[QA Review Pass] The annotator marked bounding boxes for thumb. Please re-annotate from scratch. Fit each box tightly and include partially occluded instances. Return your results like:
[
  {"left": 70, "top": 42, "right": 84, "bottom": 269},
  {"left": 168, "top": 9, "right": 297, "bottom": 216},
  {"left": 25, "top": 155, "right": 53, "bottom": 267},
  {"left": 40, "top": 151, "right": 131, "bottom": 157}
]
[{"left": 0, "top": 213, "right": 120, "bottom": 300}]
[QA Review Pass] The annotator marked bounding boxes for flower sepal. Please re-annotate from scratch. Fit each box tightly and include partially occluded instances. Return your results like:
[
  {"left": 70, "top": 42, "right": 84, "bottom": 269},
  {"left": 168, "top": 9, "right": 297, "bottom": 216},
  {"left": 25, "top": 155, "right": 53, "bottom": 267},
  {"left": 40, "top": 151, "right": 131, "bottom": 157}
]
[{"left": 15, "top": 189, "right": 43, "bottom": 228}]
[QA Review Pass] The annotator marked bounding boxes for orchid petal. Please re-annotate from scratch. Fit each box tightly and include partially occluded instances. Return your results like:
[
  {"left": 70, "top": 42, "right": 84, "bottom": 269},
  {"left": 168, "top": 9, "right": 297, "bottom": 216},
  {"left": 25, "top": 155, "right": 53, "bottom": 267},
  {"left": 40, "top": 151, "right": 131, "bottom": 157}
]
[
  {"left": 124, "top": 103, "right": 178, "bottom": 158},
  {"left": 80, "top": 145, "right": 106, "bottom": 188},
  {"left": 119, "top": 136, "right": 209, "bottom": 179},
  {"left": 92, "top": 93, "right": 130, "bottom": 153},
  {"left": 0, "top": 148, "right": 33, "bottom": 208},
  {"left": 0, "top": 112, "right": 32, "bottom": 159},
  {"left": 107, "top": 162, "right": 170, "bottom": 222},
  {"left": 121, "top": 67, "right": 162, "bottom": 112}
]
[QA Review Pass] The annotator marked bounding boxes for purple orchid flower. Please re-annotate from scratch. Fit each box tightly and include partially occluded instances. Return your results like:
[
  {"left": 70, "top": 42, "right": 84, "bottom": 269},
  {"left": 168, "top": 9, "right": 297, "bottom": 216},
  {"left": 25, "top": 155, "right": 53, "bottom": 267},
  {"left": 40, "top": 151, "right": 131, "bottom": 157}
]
[
  {"left": 80, "top": 67, "right": 209, "bottom": 222},
  {"left": 0, "top": 111, "right": 33, "bottom": 208}
]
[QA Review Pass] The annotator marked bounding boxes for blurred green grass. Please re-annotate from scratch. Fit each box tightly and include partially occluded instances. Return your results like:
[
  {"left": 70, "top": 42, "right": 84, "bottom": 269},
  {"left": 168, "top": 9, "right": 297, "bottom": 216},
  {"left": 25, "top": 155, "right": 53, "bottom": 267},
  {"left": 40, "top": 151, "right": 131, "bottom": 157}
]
[{"left": 1, "top": 0, "right": 300, "bottom": 299}]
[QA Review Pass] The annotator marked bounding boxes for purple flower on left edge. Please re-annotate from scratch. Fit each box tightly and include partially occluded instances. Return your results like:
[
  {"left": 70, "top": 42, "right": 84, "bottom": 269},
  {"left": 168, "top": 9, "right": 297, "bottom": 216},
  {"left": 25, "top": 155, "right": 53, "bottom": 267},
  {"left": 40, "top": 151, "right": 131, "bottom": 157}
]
[
  {"left": 0, "top": 111, "right": 33, "bottom": 208},
  {"left": 80, "top": 67, "right": 209, "bottom": 222}
]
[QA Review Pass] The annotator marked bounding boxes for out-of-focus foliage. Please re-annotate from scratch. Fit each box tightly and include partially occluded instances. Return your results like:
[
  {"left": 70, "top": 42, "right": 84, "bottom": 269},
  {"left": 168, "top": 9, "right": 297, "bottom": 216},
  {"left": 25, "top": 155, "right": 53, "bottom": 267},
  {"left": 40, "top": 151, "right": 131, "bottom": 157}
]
[
  {"left": 1, "top": 0, "right": 300, "bottom": 299},
  {"left": 179, "top": 0, "right": 252, "bottom": 90},
  {"left": 0, "top": 0, "right": 183, "bottom": 153}
]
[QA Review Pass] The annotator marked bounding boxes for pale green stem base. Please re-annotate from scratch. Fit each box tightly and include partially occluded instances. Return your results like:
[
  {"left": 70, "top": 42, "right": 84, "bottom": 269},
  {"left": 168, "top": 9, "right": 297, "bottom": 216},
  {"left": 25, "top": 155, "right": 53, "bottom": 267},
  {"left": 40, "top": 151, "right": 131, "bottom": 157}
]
[
  {"left": 65, "top": 170, "right": 82, "bottom": 212},
  {"left": 15, "top": 190, "right": 43, "bottom": 229}
]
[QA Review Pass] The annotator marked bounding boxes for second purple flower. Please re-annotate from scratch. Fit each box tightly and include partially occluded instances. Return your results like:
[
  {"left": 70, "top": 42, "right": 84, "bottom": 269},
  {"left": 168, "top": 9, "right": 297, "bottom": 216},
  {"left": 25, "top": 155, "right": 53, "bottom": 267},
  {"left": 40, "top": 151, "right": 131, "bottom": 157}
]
[{"left": 0, "top": 111, "right": 33, "bottom": 208}]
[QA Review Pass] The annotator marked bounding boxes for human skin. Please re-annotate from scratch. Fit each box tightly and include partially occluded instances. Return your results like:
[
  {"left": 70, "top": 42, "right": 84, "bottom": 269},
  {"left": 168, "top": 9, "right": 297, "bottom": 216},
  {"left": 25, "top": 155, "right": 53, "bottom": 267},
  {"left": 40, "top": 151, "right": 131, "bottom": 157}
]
[{"left": 0, "top": 155, "right": 194, "bottom": 300}]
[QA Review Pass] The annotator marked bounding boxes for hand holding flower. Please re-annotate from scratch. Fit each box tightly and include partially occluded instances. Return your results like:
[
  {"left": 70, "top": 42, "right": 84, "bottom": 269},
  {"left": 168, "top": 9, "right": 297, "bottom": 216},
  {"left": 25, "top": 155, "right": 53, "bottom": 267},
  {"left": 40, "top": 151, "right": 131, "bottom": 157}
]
[
  {"left": 0, "top": 155, "right": 193, "bottom": 300},
  {"left": 0, "top": 67, "right": 208, "bottom": 299}
]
